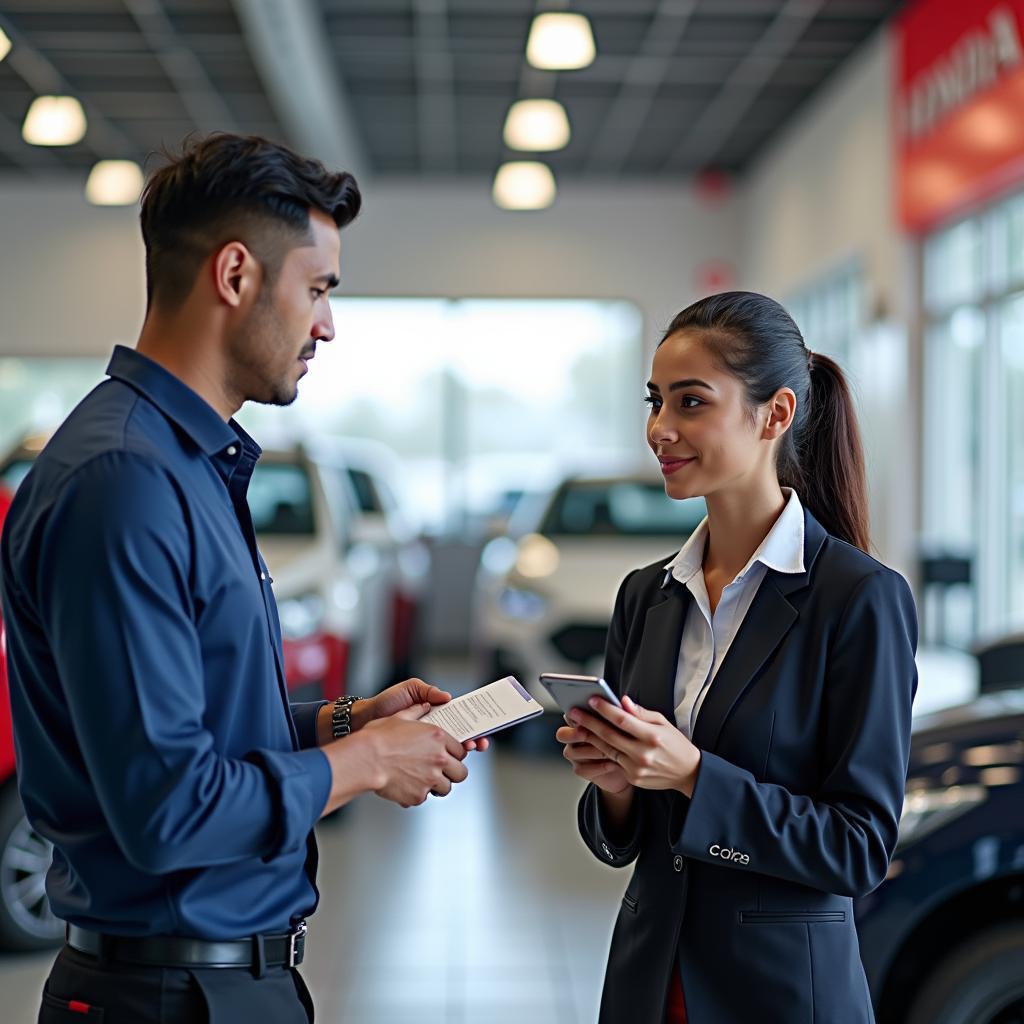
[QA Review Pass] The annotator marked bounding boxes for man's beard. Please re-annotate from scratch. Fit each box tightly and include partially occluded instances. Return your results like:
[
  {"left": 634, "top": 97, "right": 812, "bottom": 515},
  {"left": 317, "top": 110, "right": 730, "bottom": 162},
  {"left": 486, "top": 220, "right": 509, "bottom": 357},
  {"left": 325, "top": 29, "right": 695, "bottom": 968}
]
[{"left": 227, "top": 291, "right": 301, "bottom": 408}]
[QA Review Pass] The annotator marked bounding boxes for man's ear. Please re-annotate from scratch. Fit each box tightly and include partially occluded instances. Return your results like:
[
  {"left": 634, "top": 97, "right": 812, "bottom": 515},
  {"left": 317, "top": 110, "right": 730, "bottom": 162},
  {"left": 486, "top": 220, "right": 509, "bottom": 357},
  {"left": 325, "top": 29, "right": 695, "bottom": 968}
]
[{"left": 211, "top": 241, "right": 261, "bottom": 309}]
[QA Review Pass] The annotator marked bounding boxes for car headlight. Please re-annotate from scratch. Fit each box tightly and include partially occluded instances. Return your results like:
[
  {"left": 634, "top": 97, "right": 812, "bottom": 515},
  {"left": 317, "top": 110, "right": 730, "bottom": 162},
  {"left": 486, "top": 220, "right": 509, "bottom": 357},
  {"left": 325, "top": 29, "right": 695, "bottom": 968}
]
[
  {"left": 515, "top": 534, "right": 560, "bottom": 579},
  {"left": 896, "top": 784, "right": 987, "bottom": 851},
  {"left": 497, "top": 586, "right": 549, "bottom": 622},
  {"left": 278, "top": 591, "right": 326, "bottom": 640}
]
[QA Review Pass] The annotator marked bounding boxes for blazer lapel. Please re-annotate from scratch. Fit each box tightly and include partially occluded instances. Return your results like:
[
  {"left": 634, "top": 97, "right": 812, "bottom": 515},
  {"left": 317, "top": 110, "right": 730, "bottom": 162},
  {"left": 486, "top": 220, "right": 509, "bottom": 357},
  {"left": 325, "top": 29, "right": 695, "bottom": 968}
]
[
  {"left": 628, "top": 578, "right": 690, "bottom": 721},
  {"left": 690, "top": 509, "right": 829, "bottom": 752}
]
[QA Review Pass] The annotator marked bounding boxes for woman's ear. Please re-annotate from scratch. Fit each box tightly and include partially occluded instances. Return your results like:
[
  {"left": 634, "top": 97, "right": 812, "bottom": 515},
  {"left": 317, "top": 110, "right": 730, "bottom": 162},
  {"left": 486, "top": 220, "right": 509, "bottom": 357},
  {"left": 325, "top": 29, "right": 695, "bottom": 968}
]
[{"left": 762, "top": 388, "right": 797, "bottom": 439}]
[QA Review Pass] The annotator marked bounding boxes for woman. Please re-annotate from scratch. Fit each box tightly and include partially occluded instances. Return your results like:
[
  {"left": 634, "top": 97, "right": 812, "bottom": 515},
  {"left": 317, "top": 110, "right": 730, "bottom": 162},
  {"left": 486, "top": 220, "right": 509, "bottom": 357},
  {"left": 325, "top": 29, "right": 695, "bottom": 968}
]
[{"left": 558, "top": 291, "right": 917, "bottom": 1024}]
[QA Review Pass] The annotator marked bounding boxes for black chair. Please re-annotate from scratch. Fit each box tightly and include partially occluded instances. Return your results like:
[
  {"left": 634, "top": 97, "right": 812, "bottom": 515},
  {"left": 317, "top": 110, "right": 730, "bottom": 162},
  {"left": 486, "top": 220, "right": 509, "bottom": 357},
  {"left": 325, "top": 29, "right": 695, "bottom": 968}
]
[
  {"left": 972, "top": 633, "right": 1024, "bottom": 695},
  {"left": 919, "top": 549, "right": 974, "bottom": 647}
]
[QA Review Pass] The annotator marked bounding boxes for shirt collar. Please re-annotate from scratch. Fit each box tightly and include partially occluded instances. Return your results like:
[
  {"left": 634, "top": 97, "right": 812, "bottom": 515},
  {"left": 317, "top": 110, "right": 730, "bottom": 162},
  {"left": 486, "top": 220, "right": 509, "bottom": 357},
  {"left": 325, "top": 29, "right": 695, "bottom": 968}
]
[
  {"left": 105, "top": 345, "right": 260, "bottom": 459},
  {"left": 662, "top": 488, "right": 806, "bottom": 587}
]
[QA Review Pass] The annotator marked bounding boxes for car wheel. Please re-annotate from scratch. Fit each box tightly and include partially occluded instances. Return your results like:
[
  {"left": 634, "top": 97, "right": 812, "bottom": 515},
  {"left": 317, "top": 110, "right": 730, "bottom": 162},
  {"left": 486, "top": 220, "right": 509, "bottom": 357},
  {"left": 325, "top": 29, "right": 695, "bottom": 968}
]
[
  {"left": 0, "top": 782, "right": 63, "bottom": 951},
  {"left": 906, "top": 923, "right": 1024, "bottom": 1024}
]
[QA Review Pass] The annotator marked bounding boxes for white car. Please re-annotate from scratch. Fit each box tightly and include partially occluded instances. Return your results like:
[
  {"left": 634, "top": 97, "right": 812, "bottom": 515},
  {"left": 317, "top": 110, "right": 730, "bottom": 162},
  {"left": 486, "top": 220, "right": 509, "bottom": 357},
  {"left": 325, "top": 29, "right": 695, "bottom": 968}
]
[
  {"left": 474, "top": 475, "right": 706, "bottom": 711},
  {"left": 314, "top": 438, "right": 431, "bottom": 682},
  {"left": 252, "top": 442, "right": 430, "bottom": 699},
  {"left": 248, "top": 448, "right": 364, "bottom": 701}
]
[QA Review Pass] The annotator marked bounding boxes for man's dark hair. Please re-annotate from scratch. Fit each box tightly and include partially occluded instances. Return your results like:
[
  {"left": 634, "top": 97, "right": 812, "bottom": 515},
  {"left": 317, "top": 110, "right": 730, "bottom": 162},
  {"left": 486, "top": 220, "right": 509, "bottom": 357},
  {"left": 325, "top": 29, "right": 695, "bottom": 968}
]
[{"left": 140, "top": 133, "right": 362, "bottom": 310}]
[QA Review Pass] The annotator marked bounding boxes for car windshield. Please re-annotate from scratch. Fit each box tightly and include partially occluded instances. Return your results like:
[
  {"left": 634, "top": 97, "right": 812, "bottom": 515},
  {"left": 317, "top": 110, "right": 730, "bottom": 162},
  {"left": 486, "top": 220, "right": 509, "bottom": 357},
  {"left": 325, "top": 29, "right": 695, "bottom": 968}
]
[
  {"left": 539, "top": 481, "right": 706, "bottom": 538},
  {"left": 248, "top": 462, "right": 316, "bottom": 536},
  {"left": 0, "top": 457, "right": 34, "bottom": 493}
]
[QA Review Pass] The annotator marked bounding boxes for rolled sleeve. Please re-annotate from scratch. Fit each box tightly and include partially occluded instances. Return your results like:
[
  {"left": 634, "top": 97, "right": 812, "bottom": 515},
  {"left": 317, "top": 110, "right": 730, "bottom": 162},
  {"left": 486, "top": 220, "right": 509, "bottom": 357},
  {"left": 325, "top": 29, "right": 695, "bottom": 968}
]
[
  {"left": 248, "top": 747, "right": 332, "bottom": 861},
  {"left": 290, "top": 701, "right": 328, "bottom": 750}
]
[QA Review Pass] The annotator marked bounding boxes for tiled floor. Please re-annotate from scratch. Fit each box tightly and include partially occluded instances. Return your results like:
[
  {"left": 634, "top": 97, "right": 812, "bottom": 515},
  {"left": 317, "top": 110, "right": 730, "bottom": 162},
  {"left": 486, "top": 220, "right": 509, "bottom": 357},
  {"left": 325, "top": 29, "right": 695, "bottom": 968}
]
[
  {"left": 0, "top": 647, "right": 979, "bottom": 1022},
  {"left": 0, "top": 714, "right": 626, "bottom": 1023}
]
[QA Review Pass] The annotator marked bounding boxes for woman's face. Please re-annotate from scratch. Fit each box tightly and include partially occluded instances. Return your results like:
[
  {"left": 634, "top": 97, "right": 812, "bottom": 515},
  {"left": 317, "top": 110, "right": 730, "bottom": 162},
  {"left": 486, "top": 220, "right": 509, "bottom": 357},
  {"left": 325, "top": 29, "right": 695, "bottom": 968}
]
[{"left": 646, "top": 329, "right": 773, "bottom": 501}]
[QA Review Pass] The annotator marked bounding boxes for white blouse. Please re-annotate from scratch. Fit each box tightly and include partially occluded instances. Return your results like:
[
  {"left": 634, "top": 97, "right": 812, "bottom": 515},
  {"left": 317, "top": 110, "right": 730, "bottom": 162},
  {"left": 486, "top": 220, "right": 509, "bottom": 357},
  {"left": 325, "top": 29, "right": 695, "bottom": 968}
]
[{"left": 663, "top": 488, "right": 806, "bottom": 737}]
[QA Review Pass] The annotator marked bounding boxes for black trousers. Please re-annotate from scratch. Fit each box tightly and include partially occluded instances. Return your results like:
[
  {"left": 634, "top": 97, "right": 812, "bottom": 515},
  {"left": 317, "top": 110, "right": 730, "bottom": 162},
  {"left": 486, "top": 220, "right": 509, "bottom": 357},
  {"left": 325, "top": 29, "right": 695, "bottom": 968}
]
[{"left": 38, "top": 945, "right": 315, "bottom": 1023}]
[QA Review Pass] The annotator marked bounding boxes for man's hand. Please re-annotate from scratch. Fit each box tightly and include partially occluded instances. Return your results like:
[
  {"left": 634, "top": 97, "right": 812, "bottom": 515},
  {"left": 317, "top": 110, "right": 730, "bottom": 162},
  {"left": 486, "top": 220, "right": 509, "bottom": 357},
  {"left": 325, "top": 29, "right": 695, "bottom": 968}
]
[
  {"left": 336, "top": 678, "right": 490, "bottom": 752},
  {"left": 318, "top": 704, "right": 472, "bottom": 815},
  {"left": 568, "top": 695, "right": 701, "bottom": 797},
  {"left": 362, "top": 704, "right": 470, "bottom": 806}
]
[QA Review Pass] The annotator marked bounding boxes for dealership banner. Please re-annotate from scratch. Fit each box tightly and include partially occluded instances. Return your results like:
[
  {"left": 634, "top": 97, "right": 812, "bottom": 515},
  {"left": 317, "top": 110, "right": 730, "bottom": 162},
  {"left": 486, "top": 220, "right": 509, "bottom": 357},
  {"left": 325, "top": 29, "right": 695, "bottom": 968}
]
[{"left": 895, "top": 0, "right": 1024, "bottom": 231}]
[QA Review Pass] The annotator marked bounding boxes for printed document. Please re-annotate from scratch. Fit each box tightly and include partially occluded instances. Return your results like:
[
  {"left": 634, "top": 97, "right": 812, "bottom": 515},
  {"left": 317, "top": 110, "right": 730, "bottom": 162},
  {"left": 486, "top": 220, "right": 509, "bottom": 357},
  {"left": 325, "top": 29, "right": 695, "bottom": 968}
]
[{"left": 422, "top": 676, "right": 544, "bottom": 742}]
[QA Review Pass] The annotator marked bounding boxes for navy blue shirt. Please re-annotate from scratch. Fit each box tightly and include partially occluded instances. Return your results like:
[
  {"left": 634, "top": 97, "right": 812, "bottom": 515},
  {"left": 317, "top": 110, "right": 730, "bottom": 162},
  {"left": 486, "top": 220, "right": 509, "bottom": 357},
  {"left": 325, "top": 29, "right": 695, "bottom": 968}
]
[{"left": 0, "top": 346, "right": 332, "bottom": 939}]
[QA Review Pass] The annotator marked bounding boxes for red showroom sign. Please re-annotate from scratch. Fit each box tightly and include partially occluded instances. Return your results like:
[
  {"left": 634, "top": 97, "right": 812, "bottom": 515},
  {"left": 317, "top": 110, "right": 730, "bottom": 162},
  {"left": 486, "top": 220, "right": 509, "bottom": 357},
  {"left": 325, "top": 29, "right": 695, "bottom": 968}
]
[{"left": 895, "top": 0, "right": 1024, "bottom": 231}]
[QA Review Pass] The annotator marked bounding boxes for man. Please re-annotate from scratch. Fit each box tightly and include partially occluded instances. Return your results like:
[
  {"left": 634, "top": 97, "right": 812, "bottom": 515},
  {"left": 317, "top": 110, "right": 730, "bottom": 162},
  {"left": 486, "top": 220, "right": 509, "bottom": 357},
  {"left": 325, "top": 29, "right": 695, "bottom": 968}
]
[{"left": 0, "top": 133, "right": 485, "bottom": 1023}]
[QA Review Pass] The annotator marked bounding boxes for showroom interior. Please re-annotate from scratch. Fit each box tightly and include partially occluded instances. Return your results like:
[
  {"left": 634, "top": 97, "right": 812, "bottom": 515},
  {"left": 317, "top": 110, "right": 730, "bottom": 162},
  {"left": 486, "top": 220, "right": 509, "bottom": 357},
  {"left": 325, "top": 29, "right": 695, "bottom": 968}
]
[{"left": 0, "top": 1, "right": 1023, "bottom": 1022}]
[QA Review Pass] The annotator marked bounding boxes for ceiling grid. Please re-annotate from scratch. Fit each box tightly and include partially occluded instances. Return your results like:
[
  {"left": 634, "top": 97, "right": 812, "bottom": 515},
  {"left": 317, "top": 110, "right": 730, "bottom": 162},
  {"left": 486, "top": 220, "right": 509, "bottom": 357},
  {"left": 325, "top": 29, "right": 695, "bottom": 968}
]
[{"left": 0, "top": 0, "right": 903, "bottom": 179}]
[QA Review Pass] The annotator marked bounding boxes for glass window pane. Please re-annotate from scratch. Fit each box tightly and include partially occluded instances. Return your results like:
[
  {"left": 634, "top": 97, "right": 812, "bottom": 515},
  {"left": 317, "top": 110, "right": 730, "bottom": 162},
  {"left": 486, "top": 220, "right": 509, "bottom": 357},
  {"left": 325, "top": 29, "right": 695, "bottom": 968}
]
[
  {"left": 924, "top": 218, "right": 985, "bottom": 312},
  {"left": 540, "top": 480, "right": 705, "bottom": 537},
  {"left": 0, "top": 359, "right": 106, "bottom": 459},
  {"left": 247, "top": 462, "right": 316, "bottom": 535},
  {"left": 236, "top": 297, "right": 644, "bottom": 533},
  {"left": 999, "top": 293, "right": 1024, "bottom": 624},
  {"left": 922, "top": 307, "right": 985, "bottom": 549}
]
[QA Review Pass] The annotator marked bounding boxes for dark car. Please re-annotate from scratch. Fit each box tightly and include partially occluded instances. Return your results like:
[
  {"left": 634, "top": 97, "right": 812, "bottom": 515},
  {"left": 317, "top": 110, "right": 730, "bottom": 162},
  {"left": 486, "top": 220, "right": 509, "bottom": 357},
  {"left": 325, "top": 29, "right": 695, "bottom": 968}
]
[{"left": 858, "top": 689, "right": 1024, "bottom": 1024}]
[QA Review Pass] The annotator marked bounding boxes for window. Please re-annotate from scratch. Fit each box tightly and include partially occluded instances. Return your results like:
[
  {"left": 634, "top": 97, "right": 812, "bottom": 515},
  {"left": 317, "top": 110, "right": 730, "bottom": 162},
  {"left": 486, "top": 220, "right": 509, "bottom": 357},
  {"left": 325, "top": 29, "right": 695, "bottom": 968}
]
[
  {"left": 786, "top": 264, "right": 863, "bottom": 368},
  {"left": 922, "top": 191, "right": 1024, "bottom": 641},
  {"left": 347, "top": 468, "right": 383, "bottom": 515},
  {"left": 247, "top": 462, "right": 316, "bottom": 536},
  {"left": 540, "top": 480, "right": 705, "bottom": 538},
  {"left": 0, "top": 359, "right": 105, "bottom": 464},
  {"left": 238, "top": 297, "right": 644, "bottom": 532},
  {"left": 0, "top": 299, "right": 645, "bottom": 537}
]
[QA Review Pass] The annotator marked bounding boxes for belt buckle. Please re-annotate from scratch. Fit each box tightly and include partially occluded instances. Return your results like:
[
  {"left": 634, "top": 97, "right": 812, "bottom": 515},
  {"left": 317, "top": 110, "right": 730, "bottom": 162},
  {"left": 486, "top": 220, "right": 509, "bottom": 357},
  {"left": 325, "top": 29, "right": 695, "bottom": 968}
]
[{"left": 288, "top": 920, "right": 307, "bottom": 968}]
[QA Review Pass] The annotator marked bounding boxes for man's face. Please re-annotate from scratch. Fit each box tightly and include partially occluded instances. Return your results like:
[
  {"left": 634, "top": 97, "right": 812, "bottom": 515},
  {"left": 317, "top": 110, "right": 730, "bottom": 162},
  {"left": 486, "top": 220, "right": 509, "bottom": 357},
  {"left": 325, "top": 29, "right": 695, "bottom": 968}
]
[{"left": 229, "top": 208, "right": 341, "bottom": 407}]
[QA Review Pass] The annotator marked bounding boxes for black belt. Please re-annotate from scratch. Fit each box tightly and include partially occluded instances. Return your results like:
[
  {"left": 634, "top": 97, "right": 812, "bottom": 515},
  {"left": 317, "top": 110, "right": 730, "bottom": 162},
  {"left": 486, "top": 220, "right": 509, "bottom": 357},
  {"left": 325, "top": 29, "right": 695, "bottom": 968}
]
[{"left": 66, "top": 920, "right": 306, "bottom": 970}]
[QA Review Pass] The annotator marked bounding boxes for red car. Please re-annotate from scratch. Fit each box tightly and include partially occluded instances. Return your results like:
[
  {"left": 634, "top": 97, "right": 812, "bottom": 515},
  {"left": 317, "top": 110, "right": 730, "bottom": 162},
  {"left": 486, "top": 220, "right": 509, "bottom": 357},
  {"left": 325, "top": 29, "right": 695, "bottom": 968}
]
[{"left": 0, "top": 484, "right": 65, "bottom": 949}]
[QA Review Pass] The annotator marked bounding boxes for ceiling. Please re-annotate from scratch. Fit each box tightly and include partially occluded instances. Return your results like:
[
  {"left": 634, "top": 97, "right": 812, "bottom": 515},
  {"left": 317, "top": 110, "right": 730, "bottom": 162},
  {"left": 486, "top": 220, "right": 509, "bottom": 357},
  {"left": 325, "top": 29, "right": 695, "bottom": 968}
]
[{"left": 0, "top": 0, "right": 905, "bottom": 181}]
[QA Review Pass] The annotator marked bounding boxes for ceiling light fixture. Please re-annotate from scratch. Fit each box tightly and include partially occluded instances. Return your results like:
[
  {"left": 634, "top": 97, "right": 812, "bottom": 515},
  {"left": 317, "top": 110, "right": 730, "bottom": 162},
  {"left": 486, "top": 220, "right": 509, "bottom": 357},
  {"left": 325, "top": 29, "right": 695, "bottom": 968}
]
[
  {"left": 0, "top": 27, "right": 12, "bottom": 63},
  {"left": 86, "top": 160, "right": 144, "bottom": 206},
  {"left": 492, "top": 161, "right": 556, "bottom": 211},
  {"left": 503, "top": 99, "right": 571, "bottom": 151},
  {"left": 526, "top": 13, "right": 596, "bottom": 71},
  {"left": 22, "top": 95, "right": 87, "bottom": 146}
]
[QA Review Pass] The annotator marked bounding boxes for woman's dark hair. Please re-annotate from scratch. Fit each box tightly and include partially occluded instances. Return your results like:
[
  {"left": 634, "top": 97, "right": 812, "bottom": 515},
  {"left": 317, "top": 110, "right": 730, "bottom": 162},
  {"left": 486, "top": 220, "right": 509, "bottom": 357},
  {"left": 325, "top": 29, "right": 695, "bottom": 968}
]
[
  {"left": 661, "top": 291, "right": 870, "bottom": 553},
  {"left": 140, "top": 132, "right": 362, "bottom": 310}
]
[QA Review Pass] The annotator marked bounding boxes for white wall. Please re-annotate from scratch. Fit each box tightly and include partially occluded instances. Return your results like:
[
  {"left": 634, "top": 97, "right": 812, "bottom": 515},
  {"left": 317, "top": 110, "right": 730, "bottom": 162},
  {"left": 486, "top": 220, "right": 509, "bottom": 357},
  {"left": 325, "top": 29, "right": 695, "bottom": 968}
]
[
  {"left": 738, "top": 30, "right": 918, "bottom": 578},
  {"left": 0, "top": 178, "right": 740, "bottom": 366},
  {"left": 0, "top": 37, "right": 915, "bottom": 571},
  {"left": 0, "top": 183, "right": 147, "bottom": 357}
]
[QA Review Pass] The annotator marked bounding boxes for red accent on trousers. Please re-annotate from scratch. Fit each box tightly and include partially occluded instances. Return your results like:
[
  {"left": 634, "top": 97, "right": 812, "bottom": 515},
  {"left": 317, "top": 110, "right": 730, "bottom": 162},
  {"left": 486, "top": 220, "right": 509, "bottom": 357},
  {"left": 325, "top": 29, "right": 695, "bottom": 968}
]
[{"left": 665, "top": 965, "right": 687, "bottom": 1023}]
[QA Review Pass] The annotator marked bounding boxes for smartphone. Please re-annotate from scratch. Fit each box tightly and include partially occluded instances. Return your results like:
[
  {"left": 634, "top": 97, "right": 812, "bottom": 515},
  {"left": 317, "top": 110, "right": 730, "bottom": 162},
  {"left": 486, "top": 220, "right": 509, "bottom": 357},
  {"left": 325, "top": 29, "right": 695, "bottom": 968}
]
[{"left": 539, "top": 673, "right": 622, "bottom": 717}]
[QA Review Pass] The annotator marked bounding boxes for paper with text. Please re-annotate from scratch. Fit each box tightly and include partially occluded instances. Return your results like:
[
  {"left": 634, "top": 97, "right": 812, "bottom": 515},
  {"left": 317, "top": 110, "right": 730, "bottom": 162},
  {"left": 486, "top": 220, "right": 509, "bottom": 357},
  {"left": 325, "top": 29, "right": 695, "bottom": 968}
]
[{"left": 422, "top": 676, "right": 544, "bottom": 742}]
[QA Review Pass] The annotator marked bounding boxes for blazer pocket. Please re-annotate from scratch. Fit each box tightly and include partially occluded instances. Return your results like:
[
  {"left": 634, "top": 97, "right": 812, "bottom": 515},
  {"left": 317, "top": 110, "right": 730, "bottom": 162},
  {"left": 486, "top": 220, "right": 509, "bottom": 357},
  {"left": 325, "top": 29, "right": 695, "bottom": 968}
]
[
  {"left": 739, "top": 910, "right": 846, "bottom": 924},
  {"left": 622, "top": 893, "right": 639, "bottom": 914}
]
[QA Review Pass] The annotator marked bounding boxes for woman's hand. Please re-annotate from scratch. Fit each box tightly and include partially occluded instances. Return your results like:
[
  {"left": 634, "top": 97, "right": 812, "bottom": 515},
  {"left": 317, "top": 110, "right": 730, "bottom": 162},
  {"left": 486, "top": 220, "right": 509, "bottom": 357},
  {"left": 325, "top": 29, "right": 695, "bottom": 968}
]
[
  {"left": 555, "top": 721, "right": 633, "bottom": 794},
  {"left": 568, "top": 695, "right": 701, "bottom": 797}
]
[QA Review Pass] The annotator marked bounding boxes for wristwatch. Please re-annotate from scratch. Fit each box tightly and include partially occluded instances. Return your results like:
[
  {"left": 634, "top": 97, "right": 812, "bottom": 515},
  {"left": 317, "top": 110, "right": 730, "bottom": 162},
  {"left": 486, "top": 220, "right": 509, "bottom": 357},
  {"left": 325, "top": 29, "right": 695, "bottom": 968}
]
[{"left": 330, "top": 695, "right": 360, "bottom": 740}]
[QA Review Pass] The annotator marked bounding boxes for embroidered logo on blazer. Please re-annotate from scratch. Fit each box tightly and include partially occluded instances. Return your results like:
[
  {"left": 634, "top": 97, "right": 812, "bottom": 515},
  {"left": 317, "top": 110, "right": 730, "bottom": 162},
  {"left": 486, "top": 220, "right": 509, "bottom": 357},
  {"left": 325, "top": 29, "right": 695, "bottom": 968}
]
[{"left": 709, "top": 843, "right": 750, "bottom": 865}]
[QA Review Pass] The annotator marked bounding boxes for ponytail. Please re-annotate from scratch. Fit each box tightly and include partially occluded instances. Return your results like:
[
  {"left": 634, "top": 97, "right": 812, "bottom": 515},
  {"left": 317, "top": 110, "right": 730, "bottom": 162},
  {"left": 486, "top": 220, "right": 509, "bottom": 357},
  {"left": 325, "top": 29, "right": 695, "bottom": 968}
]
[
  {"left": 661, "top": 292, "right": 871, "bottom": 554},
  {"left": 789, "top": 352, "right": 870, "bottom": 553}
]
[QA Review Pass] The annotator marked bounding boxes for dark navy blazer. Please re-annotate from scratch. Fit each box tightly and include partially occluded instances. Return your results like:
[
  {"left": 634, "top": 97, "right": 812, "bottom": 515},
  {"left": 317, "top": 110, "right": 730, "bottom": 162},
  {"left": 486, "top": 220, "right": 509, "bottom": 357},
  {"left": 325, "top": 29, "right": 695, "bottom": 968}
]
[{"left": 578, "top": 509, "right": 918, "bottom": 1024}]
